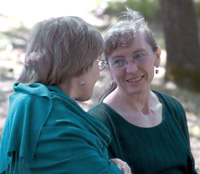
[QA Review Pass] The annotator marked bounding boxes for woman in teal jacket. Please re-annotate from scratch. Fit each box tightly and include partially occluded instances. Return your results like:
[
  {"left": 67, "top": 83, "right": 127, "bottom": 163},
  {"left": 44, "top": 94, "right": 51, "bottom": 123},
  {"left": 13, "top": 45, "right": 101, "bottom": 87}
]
[{"left": 0, "top": 16, "right": 131, "bottom": 174}]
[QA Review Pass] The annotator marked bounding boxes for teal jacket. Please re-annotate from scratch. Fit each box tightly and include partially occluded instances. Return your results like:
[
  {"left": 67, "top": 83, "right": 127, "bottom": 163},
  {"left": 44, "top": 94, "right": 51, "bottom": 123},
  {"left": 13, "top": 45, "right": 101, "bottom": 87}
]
[{"left": 0, "top": 83, "right": 121, "bottom": 174}]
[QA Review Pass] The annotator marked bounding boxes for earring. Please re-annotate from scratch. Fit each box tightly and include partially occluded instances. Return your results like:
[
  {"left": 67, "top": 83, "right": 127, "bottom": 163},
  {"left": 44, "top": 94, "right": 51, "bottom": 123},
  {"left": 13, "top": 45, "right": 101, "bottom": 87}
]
[
  {"left": 155, "top": 69, "right": 159, "bottom": 74},
  {"left": 81, "top": 81, "right": 85, "bottom": 87}
]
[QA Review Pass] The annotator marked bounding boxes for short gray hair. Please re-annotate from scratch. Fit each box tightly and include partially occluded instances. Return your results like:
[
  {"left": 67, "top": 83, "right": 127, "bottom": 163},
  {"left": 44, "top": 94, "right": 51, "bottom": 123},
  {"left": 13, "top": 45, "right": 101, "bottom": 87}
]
[
  {"left": 104, "top": 8, "right": 158, "bottom": 60},
  {"left": 17, "top": 16, "right": 104, "bottom": 85}
]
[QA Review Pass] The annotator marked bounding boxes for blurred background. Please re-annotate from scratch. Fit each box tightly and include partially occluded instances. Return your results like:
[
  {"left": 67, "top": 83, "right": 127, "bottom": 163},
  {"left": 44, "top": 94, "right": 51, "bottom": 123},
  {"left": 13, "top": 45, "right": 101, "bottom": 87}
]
[{"left": 0, "top": 0, "right": 200, "bottom": 170}]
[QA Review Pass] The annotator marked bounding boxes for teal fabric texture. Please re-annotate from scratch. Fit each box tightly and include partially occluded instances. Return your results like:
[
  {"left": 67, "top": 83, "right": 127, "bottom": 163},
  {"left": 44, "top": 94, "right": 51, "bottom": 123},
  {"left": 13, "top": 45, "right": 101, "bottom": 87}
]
[
  {"left": 0, "top": 83, "right": 121, "bottom": 174},
  {"left": 88, "top": 91, "right": 197, "bottom": 174}
]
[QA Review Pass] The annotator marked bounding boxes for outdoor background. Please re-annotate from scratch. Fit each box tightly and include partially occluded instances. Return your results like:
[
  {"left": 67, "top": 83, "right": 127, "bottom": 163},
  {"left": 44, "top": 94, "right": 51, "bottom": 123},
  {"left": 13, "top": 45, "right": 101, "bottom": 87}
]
[{"left": 0, "top": 0, "right": 200, "bottom": 170}]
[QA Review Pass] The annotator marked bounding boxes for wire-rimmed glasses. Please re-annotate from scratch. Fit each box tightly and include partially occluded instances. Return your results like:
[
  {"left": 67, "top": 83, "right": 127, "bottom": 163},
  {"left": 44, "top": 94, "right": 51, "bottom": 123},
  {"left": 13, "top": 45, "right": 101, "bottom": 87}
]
[
  {"left": 97, "top": 59, "right": 106, "bottom": 71},
  {"left": 107, "top": 51, "right": 151, "bottom": 69}
]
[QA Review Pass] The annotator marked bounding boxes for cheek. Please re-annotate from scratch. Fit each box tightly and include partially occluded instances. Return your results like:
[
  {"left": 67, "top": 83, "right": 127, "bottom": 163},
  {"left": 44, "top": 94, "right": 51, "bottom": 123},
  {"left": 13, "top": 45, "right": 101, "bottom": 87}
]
[
  {"left": 110, "top": 69, "right": 117, "bottom": 80},
  {"left": 95, "top": 69, "right": 100, "bottom": 81},
  {"left": 92, "top": 63, "right": 100, "bottom": 80},
  {"left": 145, "top": 63, "right": 155, "bottom": 80},
  {"left": 92, "top": 70, "right": 100, "bottom": 87},
  {"left": 111, "top": 70, "right": 124, "bottom": 84},
  {"left": 144, "top": 59, "right": 154, "bottom": 71}
]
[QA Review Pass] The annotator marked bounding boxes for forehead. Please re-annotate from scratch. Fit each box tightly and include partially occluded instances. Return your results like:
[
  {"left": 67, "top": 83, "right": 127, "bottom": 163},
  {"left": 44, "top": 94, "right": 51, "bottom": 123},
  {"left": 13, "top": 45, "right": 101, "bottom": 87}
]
[{"left": 109, "top": 31, "right": 152, "bottom": 58}]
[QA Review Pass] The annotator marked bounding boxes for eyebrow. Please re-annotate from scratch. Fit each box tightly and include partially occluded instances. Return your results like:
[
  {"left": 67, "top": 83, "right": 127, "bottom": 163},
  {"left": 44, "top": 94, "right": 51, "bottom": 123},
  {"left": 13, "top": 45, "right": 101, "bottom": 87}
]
[
  {"left": 110, "top": 55, "right": 125, "bottom": 60},
  {"left": 133, "top": 48, "right": 148, "bottom": 54},
  {"left": 111, "top": 48, "right": 148, "bottom": 59}
]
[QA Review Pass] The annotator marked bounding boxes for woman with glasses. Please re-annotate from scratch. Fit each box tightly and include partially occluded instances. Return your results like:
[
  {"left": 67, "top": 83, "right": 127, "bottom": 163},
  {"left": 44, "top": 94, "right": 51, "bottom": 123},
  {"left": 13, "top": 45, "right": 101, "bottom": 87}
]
[
  {"left": 0, "top": 16, "right": 132, "bottom": 174},
  {"left": 88, "top": 8, "right": 198, "bottom": 174}
]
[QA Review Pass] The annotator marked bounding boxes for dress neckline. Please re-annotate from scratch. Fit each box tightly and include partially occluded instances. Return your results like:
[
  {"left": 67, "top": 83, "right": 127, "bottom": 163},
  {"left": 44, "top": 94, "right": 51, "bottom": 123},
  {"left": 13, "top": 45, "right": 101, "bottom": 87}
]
[{"left": 100, "top": 91, "right": 166, "bottom": 130}]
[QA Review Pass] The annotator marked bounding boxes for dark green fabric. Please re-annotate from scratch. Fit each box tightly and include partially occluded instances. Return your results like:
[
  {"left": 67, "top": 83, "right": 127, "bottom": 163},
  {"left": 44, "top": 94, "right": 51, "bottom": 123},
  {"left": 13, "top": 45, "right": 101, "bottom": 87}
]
[
  {"left": 0, "top": 83, "right": 122, "bottom": 174},
  {"left": 88, "top": 91, "right": 197, "bottom": 174}
]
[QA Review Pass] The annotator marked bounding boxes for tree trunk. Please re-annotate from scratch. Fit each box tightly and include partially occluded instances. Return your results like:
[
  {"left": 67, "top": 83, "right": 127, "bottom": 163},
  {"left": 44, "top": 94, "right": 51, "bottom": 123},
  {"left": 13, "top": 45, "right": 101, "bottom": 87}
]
[{"left": 160, "top": 0, "right": 200, "bottom": 91}]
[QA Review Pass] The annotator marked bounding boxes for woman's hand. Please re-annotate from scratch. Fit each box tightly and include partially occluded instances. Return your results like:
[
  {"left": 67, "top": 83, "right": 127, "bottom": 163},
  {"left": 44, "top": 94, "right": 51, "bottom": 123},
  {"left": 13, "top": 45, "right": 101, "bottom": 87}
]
[{"left": 110, "top": 158, "right": 132, "bottom": 174}]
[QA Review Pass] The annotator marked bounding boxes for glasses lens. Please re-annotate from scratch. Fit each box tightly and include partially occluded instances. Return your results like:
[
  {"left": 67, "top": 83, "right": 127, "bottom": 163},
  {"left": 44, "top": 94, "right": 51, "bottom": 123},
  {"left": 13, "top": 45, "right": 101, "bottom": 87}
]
[{"left": 112, "top": 59, "right": 126, "bottom": 69}]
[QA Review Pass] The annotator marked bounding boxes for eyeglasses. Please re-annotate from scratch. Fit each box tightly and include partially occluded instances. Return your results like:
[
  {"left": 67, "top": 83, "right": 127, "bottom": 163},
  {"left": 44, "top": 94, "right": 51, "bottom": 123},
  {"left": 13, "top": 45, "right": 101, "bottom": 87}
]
[
  {"left": 97, "top": 60, "right": 106, "bottom": 71},
  {"left": 108, "top": 51, "right": 151, "bottom": 69}
]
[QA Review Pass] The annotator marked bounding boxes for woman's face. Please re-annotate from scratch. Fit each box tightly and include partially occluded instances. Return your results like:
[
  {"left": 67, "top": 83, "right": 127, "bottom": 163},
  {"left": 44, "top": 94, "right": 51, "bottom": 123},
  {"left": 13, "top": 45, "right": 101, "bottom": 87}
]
[{"left": 108, "top": 31, "right": 160, "bottom": 97}]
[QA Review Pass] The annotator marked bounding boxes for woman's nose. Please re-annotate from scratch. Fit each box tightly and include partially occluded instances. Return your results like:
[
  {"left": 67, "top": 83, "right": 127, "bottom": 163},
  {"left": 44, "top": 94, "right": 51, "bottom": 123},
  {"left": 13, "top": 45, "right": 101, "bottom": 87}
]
[{"left": 125, "top": 60, "right": 138, "bottom": 73}]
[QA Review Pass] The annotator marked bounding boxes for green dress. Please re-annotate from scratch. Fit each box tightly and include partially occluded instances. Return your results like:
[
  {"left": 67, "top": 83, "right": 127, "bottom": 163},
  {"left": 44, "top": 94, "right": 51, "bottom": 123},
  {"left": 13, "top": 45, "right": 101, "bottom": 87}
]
[
  {"left": 0, "top": 83, "right": 122, "bottom": 174},
  {"left": 88, "top": 91, "right": 197, "bottom": 174}
]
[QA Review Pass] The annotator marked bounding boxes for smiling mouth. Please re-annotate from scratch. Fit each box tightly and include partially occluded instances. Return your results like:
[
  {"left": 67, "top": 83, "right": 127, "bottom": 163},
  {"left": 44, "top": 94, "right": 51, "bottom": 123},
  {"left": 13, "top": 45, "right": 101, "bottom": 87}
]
[{"left": 127, "top": 76, "right": 143, "bottom": 83}]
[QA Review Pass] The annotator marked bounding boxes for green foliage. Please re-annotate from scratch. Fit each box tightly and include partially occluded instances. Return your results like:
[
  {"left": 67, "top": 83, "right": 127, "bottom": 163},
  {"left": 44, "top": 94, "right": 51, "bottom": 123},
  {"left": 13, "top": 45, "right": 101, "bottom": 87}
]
[{"left": 104, "top": 0, "right": 160, "bottom": 21}]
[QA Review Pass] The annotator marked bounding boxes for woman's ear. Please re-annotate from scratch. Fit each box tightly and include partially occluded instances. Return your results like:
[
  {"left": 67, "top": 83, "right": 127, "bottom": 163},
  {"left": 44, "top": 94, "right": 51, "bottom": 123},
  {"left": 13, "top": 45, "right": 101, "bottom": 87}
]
[{"left": 154, "top": 46, "right": 161, "bottom": 68}]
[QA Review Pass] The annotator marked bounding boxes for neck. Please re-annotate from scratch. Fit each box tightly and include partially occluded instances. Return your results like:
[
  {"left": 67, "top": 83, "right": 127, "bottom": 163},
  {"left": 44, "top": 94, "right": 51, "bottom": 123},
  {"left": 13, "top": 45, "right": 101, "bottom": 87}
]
[
  {"left": 58, "top": 78, "right": 80, "bottom": 100},
  {"left": 105, "top": 88, "right": 157, "bottom": 115}
]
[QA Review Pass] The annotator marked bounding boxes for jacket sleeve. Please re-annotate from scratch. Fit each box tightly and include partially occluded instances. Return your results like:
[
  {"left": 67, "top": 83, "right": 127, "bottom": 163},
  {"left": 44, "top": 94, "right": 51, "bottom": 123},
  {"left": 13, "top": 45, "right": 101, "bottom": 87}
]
[
  {"left": 30, "top": 120, "right": 122, "bottom": 174},
  {"left": 88, "top": 104, "right": 126, "bottom": 161},
  {"left": 61, "top": 129, "right": 122, "bottom": 174}
]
